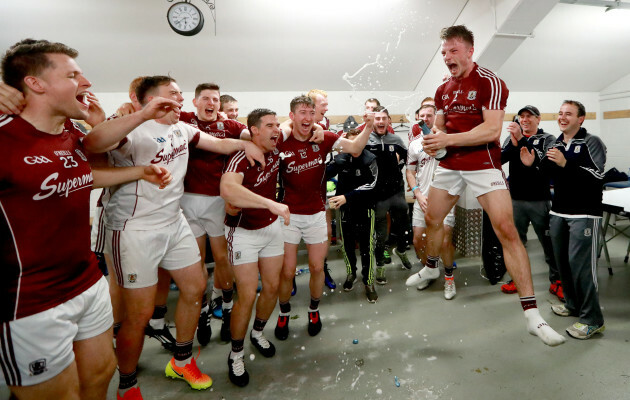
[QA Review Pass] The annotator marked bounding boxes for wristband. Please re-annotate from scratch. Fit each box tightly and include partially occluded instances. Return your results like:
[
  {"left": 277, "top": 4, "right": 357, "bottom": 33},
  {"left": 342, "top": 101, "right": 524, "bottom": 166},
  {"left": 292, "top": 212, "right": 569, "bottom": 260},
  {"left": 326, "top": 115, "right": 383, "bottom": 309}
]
[{"left": 411, "top": 186, "right": 419, "bottom": 192}]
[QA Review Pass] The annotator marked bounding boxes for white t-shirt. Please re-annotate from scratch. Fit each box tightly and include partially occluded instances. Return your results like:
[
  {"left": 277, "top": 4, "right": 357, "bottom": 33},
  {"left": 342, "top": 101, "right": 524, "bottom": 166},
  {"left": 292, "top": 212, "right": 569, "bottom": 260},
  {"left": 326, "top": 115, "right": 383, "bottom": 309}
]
[
  {"left": 104, "top": 120, "right": 201, "bottom": 230},
  {"left": 406, "top": 139, "right": 438, "bottom": 197}
]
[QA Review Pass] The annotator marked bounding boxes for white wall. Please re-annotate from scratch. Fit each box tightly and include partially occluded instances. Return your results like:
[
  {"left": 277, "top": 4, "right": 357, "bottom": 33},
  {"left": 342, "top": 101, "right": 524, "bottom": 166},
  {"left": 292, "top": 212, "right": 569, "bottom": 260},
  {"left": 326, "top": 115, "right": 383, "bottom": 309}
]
[{"left": 599, "top": 72, "right": 630, "bottom": 173}]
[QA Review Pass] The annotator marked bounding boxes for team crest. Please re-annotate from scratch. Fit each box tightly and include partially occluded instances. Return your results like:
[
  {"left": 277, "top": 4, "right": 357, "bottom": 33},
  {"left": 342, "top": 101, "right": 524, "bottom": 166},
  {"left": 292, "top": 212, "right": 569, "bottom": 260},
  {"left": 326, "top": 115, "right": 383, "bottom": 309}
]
[
  {"left": 533, "top": 139, "right": 540, "bottom": 146},
  {"left": 235, "top": 251, "right": 241, "bottom": 260},
  {"left": 128, "top": 273, "right": 137, "bottom": 283},
  {"left": 355, "top": 170, "right": 361, "bottom": 177},
  {"left": 389, "top": 145, "right": 394, "bottom": 152},
  {"left": 584, "top": 228, "right": 592, "bottom": 237},
  {"left": 217, "top": 122, "right": 224, "bottom": 130},
  {"left": 574, "top": 145, "right": 581, "bottom": 153},
  {"left": 298, "top": 149, "right": 308, "bottom": 159},
  {"left": 189, "top": 119, "right": 198, "bottom": 127},
  {"left": 29, "top": 359, "right": 47, "bottom": 376},
  {"left": 312, "top": 144, "right": 320, "bottom": 152},
  {"left": 74, "top": 149, "right": 87, "bottom": 162},
  {"left": 273, "top": 148, "right": 279, "bottom": 155},
  {"left": 467, "top": 90, "right": 477, "bottom": 100},
  {"left": 173, "top": 129, "right": 182, "bottom": 137}
]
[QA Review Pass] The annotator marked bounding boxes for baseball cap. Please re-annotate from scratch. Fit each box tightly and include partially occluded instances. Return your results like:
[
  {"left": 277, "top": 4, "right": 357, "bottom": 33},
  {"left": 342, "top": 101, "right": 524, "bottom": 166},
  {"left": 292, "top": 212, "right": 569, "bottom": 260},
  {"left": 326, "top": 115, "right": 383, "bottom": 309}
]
[{"left": 517, "top": 105, "right": 540, "bottom": 117}]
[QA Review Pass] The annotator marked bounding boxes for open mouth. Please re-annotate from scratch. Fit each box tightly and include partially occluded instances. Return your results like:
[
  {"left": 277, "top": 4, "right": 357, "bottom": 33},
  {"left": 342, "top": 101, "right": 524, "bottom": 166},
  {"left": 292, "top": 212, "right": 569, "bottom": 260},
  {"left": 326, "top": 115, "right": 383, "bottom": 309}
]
[{"left": 76, "top": 93, "right": 89, "bottom": 108}]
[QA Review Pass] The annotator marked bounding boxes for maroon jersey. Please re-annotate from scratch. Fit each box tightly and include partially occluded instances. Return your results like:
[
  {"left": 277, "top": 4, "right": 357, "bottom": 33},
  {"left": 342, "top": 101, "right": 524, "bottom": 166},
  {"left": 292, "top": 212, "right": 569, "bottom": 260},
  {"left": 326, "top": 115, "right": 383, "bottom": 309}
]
[
  {"left": 224, "top": 146, "right": 282, "bottom": 230},
  {"left": 278, "top": 131, "right": 340, "bottom": 215},
  {"left": 409, "top": 123, "right": 422, "bottom": 143},
  {"left": 0, "top": 115, "right": 101, "bottom": 322},
  {"left": 180, "top": 111, "right": 247, "bottom": 196},
  {"left": 434, "top": 63, "right": 509, "bottom": 171},
  {"left": 317, "top": 116, "right": 330, "bottom": 130}
]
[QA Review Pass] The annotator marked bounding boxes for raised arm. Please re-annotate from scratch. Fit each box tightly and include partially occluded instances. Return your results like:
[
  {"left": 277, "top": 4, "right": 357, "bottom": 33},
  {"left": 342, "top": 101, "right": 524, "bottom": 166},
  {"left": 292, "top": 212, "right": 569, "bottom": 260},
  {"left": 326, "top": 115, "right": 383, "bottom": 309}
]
[
  {"left": 220, "top": 171, "right": 290, "bottom": 223},
  {"left": 196, "top": 133, "right": 265, "bottom": 167},
  {"left": 83, "top": 97, "right": 182, "bottom": 153},
  {"left": 334, "top": 113, "right": 374, "bottom": 154}
]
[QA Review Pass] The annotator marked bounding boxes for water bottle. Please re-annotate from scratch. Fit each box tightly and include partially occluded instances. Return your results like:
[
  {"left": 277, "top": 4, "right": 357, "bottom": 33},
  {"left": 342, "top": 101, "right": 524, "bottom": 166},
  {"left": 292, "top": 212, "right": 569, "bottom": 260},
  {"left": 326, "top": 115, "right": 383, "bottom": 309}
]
[{"left": 419, "top": 120, "right": 447, "bottom": 160}]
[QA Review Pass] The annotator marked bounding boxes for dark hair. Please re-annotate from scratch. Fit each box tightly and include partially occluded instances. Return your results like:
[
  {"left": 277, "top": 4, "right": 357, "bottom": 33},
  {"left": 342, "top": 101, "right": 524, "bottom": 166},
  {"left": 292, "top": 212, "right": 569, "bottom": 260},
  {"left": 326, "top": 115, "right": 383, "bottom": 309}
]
[
  {"left": 247, "top": 108, "right": 276, "bottom": 130},
  {"left": 1, "top": 39, "right": 78, "bottom": 91},
  {"left": 195, "top": 82, "right": 220, "bottom": 98},
  {"left": 220, "top": 94, "right": 237, "bottom": 104},
  {"left": 440, "top": 25, "right": 474, "bottom": 47},
  {"left": 562, "top": 100, "right": 586, "bottom": 118},
  {"left": 373, "top": 105, "right": 390, "bottom": 117},
  {"left": 135, "top": 75, "right": 177, "bottom": 106},
  {"left": 365, "top": 98, "right": 381, "bottom": 106},
  {"left": 345, "top": 128, "right": 361, "bottom": 138},
  {"left": 290, "top": 95, "right": 314, "bottom": 113}
]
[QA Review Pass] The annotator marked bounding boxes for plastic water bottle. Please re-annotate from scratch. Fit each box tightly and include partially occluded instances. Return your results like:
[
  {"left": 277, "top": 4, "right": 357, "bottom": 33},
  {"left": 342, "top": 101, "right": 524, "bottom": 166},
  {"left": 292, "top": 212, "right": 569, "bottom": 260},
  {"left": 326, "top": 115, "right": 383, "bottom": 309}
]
[{"left": 419, "top": 120, "right": 447, "bottom": 160}]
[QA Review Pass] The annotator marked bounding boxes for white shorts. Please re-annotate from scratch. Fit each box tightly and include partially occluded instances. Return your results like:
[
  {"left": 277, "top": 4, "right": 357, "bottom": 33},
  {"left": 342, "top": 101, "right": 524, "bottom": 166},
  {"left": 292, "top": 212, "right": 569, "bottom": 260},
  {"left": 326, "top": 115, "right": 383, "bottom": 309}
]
[
  {"left": 431, "top": 167, "right": 508, "bottom": 198},
  {"left": 181, "top": 193, "right": 226, "bottom": 238},
  {"left": 90, "top": 206, "right": 107, "bottom": 253},
  {"left": 0, "top": 277, "right": 112, "bottom": 387},
  {"left": 412, "top": 202, "right": 455, "bottom": 228},
  {"left": 280, "top": 211, "right": 328, "bottom": 245},
  {"left": 106, "top": 214, "right": 201, "bottom": 288},
  {"left": 225, "top": 219, "right": 284, "bottom": 266}
]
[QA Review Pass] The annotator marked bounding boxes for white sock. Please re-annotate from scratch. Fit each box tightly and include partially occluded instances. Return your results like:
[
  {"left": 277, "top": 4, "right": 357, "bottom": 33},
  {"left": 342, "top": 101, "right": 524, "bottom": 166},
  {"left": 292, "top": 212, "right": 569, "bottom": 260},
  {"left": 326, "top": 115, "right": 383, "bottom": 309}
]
[
  {"left": 230, "top": 350, "right": 244, "bottom": 360},
  {"left": 524, "top": 308, "right": 566, "bottom": 346},
  {"left": 201, "top": 304, "right": 209, "bottom": 314},
  {"left": 149, "top": 318, "right": 165, "bottom": 330},
  {"left": 223, "top": 300, "right": 234, "bottom": 311},
  {"left": 251, "top": 329, "right": 263, "bottom": 339},
  {"left": 212, "top": 286, "right": 222, "bottom": 300},
  {"left": 174, "top": 356, "right": 192, "bottom": 368},
  {"left": 308, "top": 307, "right": 319, "bottom": 313},
  {"left": 420, "top": 266, "right": 440, "bottom": 280},
  {"left": 279, "top": 311, "right": 290, "bottom": 317}
]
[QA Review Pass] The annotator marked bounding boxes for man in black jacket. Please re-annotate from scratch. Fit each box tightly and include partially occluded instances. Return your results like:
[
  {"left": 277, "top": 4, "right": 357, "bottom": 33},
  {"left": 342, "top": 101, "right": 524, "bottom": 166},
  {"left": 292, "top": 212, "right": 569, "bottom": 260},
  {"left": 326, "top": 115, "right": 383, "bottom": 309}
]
[
  {"left": 365, "top": 106, "right": 412, "bottom": 285},
  {"left": 521, "top": 100, "right": 606, "bottom": 340},
  {"left": 328, "top": 129, "right": 379, "bottom": 302},
  {"left": 501, "top": 105, "right": 562, "bottom": 301}
]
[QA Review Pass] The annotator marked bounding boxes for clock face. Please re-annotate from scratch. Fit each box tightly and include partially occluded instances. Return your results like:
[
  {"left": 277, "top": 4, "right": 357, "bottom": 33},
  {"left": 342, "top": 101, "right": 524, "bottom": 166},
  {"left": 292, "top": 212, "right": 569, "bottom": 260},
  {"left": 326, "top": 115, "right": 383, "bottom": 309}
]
[{"left": 167, "top": 2, "right": 204, "bottom": 36}]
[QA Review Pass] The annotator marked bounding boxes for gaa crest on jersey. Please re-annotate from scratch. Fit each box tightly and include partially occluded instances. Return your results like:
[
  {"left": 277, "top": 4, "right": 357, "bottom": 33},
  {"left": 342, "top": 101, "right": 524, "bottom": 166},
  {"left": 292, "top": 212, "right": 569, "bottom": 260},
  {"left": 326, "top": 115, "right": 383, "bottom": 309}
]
[
  {"left": 298, "top": 149, "right": 308, "bottom": 159},
  {"left": 217, "top": 122, "right": 224, "bottom": 130},
  {"left": 574, "top": 145, "right": 581, "bottom": 153},
  {"left": 74, "top": 149, "right": 88, "bottom": 162},
  {"left": 29, "top": 359, "right": 47, "bottom": 376},
  {"left": 533, "top": 139, "right": 540, "bottom": 145},
  {"left": 584, "top": 228, "right": 592, "bottom": 237},
  {"left": 128, "top": 273, "right": 137, "bottom": 283},
  {"left": 23, "top": 155, "right": 52, "bottom": 165},
  {"left": 235, "top": 251, "right": 241, "bottom": 260},
  {"left": 312, "top": 144, "right": 320, "bottom": 152},
  {"left": 389, "top": 145, "right": 394, "bottom": 152},
  {"left": 173, "top": 129, "right": 182, "bottom": 137},
  {"left": 355, "top": 170, "right": 361, "bottom": 177},
  {"left": 467, "top": 91, "right": 477, "bottom": 100},
  {"left": 442, "top": 94, "right": 449, "bottom": 100}
]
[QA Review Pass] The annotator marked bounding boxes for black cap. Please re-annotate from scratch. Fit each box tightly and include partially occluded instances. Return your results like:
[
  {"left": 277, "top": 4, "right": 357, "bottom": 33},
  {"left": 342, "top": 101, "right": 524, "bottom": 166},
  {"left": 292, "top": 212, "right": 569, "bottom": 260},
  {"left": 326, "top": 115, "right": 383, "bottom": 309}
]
[{"left": 517, "top": 105, "right": 540, "bottom": 117}]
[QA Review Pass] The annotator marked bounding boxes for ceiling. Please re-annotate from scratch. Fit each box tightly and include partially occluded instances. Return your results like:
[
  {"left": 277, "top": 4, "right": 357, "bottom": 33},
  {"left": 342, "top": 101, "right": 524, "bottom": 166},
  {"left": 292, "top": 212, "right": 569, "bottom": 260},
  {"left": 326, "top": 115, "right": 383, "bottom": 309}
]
[{"left": 1, "top": 0, "right": 630, "bottom": 94}]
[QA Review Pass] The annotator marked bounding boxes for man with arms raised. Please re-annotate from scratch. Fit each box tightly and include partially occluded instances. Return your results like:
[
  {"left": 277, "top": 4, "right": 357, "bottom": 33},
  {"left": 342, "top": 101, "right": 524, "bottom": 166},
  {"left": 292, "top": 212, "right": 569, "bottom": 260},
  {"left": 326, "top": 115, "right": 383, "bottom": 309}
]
[
  {"left": 220, "top": 108, "right": 290, "bottom": 387},
  {"left": 411, "top": 25, "right": 564, "bottom": 346},
  {"left": 275, "top": 95, "right": 373, "bottom": 340},
  {"left": 83, "top": 75, "right": 263, "bottom": 398}
]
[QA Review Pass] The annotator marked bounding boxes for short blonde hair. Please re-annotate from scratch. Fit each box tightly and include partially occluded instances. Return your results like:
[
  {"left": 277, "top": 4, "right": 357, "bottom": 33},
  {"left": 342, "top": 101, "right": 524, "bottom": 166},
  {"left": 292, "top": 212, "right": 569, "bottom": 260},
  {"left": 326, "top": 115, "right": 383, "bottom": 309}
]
[{"left": 308, "top": 89, "right": 328, "bottom": 102}]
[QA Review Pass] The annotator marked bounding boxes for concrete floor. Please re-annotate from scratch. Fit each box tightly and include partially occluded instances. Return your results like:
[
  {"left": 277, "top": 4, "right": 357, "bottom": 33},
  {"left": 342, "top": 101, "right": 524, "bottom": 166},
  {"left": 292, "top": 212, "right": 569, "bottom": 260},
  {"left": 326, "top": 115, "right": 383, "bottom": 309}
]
[{"left": 3, "top": 224, "right": 630, "bottom": 399}]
